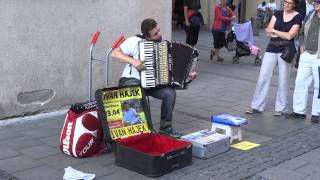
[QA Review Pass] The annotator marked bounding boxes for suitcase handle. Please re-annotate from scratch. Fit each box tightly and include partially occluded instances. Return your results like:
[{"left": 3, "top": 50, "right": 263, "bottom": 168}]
[
  {"left": 166, "top": 150, "right": 186, "bottom": 160},
  {"left": 111, "top": 35, "right": 125, "bottom": 49},
  {"left": 70, "top": 101, "right": 98, "bottom": 114},
  {"left": 91, "top": 31, "right": 100, "bottom": 46}
]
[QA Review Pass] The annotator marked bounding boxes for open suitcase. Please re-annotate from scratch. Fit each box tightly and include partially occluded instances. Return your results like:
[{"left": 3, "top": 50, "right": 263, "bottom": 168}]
[{"left": 95, "top": 85, "right": 192, "bottom": 177}]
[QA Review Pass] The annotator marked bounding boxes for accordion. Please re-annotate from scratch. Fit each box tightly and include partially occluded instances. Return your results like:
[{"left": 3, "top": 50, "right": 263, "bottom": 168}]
[{"left": 139, "top": 41, "right": 198, "bottom": 89}]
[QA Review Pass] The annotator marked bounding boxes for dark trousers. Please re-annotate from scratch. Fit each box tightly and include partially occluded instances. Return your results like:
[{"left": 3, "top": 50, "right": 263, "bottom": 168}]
[
  {"left": 118, "top": 77, "right": 176, "bottom": 126},
  {"left": 185, "top": 25, "right": 200, "bottom": 46}
]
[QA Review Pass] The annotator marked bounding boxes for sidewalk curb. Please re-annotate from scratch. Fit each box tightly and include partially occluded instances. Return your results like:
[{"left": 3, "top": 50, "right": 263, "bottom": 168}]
[{"left": 0, "top": 109, "right": 68, "bottom": 127}]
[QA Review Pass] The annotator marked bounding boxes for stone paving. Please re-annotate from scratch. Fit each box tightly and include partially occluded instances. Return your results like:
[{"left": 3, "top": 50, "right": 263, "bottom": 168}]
[
  {"left": 1, "top": 29, "right": 320, "bottom": 180},
  {"left": 166, "top": 124, "right": 320, "bottom": 180}
]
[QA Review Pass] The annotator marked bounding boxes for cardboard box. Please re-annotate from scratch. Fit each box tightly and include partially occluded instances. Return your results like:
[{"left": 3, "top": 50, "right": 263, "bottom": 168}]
[{"left": 181, "top": 129, "right": 230, "bottom": 159}]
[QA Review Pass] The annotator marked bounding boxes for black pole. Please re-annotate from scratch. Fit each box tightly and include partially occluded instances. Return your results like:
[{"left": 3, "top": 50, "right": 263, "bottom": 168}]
[{"left": 239, "top": 0, "right": 246, "bottom": 23}]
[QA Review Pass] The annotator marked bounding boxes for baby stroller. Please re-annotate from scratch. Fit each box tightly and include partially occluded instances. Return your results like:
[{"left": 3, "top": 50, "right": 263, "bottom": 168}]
[{"left": 226, "top": 21, "right": 262, "bottom": 66}]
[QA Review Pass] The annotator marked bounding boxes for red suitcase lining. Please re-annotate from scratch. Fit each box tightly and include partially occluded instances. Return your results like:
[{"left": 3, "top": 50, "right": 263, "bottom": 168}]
[{"left": 118, "top": 133, "right": 192, "bottom": 155}]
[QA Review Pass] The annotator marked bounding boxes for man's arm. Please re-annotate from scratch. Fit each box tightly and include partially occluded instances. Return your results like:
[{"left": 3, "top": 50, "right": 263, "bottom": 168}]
[{"left": 111, "top": 48, "right": 144, "bottom": 70}]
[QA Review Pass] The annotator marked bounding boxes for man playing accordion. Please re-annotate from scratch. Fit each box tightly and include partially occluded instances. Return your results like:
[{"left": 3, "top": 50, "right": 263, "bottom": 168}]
[{"left": 111, "top": 18, "right": 197, "bottom": 138}]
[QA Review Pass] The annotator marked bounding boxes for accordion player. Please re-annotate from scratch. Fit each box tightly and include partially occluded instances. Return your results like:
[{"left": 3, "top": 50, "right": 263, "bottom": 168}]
[{"left": 139, "top": 41, "right": 199, "bottom": 89}]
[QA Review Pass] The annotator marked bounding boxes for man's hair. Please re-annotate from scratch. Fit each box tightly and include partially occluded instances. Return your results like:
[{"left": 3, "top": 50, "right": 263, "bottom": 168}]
[{"left": 141, "top": 18, "right": 157, "bottom": 38}]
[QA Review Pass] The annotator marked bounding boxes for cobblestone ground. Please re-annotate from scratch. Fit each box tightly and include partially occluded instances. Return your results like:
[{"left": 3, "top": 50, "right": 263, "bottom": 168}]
[
  {"left": 0, "top": 169, "right": 19, "bottom": 180},
  {"left": 161, "top": 124, "right": 320, "bottom": 180}
]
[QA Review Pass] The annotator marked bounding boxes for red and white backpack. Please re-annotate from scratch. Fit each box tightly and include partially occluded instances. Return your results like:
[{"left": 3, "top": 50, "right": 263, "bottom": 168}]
[{"left": 59, "top": 101, "right": 106, "bottom": 158}]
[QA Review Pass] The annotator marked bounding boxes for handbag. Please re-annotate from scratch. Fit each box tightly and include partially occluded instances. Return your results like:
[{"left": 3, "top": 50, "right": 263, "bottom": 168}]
[
  {"left": 280, "top": 45, "right": 296, "bottom": 63},
  {"left": 278, "top": 18, "right": 296, "bottom": 63},
  {"left": 188, "top": 11, "right": 203, "bottom": 26},
  {"left": 269, "top": 38, "right": 292, "bottom": 47},
  {"left": 226, "top": 31, "right": 237, "bottom": 51}
]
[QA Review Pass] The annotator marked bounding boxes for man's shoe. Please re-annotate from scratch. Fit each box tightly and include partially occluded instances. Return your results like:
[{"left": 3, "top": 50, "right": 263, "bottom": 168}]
[
  {"left": 159, "top": 127, "right": 183, "bottom": 138},
  {"left": 285, "top": 112, "right": 306, "bottom": 119},
  {"left": 311, "top": 115, "right": 319, "bottom": 123}
]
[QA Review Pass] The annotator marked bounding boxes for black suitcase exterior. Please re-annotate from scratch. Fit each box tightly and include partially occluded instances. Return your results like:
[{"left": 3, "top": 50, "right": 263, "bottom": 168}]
[{"left": 95, "top": 85, "right": 192, "bottom": 177}]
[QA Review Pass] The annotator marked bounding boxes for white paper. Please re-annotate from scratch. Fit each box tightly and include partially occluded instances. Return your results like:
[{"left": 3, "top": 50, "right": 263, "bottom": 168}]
[{"left": 63, "top": 166, "right": 95, "bottom": 180}]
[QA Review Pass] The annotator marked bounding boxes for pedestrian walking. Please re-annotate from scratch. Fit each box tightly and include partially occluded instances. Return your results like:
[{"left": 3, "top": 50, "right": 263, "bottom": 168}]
[
  {"left": 174, "top": 0, "right": 185, "bottom": 29},
  {"left": 184, "top": 0, "right": 203, "bottom": 46},
  {"left": 210, "top": 0, "right": 235, "bottom": 62}
]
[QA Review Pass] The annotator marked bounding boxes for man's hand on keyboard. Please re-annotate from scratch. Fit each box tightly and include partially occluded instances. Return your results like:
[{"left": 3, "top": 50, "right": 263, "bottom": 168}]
[{"left": 132, "top": 59, "right": 145, "bottom": 71}]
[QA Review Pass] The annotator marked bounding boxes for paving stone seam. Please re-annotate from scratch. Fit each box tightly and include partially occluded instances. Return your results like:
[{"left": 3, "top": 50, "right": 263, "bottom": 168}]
[
  {"left": 0, "top": 109, "right": 68, "bottom": 127},
  {"left": 174, "top": 109, "right": 209, "bottom": 121},
  {"left": 0, "top": 169, "right": 20, "bottom": 180}
]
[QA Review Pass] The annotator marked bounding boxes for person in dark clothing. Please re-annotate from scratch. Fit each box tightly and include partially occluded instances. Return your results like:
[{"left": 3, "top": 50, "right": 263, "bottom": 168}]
[
  {"left": 184, "top": 0, "right": 203, "bottom": 46},
  {"left": 227, "top": 0, "right": 236, "bottom": 11},
  {"left": 174, "top": 0, "right": 185, "bottom": 29},
  {"left": 297, "top": 0, "right": 307, "bottom": 19}
]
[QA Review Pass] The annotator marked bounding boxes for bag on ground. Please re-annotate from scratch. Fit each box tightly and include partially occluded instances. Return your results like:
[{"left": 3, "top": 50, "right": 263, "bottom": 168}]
[{"left": 59, "top": 101, "right": 106, "bottom": 158}]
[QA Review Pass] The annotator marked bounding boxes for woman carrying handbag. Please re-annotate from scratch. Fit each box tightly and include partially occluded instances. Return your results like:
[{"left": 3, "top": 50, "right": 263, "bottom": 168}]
[{"left": 246, "top": 0, "right": 303, "bottom": 116}]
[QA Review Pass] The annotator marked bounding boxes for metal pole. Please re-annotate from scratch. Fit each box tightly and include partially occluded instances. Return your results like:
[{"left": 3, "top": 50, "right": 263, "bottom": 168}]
[
  {"left": 106, "top": 49, "right": 112, "bottom": 87},
  {"left": 89, "top": 45, "right": 94, "bottom": 101}
]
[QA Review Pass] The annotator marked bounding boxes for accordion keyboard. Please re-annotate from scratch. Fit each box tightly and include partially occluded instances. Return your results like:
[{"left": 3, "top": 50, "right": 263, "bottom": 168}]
[
  {"left": 140, "top": 41, "right": 169, "bottom": 88},
  {"left": 140, "top": 41, "right": 156, "bottom": 88}
]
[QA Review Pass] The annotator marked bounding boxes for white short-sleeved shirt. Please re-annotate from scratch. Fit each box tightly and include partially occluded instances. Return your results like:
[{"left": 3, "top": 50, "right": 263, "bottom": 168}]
[{"left": 119, "top": 36, "right": 143, "bottom": 80}]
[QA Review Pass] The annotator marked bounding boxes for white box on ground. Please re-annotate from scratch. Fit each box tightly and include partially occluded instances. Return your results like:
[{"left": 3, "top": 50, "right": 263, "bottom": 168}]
[{"left": 181, "top": 129, "right": 230, "bottom": 159}]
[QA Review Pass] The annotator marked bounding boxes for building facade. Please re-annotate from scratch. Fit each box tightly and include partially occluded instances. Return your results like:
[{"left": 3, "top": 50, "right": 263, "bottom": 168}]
[
  {"left": 0, "top": 0, "right": 172, "bottom": 119},
  {"left": 1, "top": 0, "right": 284, "bottom": 119}
]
